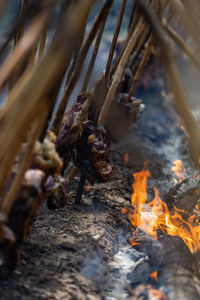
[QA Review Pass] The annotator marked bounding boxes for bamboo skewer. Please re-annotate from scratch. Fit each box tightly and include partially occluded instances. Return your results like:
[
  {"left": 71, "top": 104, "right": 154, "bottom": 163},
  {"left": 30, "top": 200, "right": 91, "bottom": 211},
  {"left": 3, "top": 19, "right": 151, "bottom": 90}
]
[
  {"left": 0, "top": 10, "right": 52, "bottom": 94},
  {"left": 136, "top": 0, "right": 200, "bottom": 165},
  {"left": 0, "top": 0, "right": 94, "bottom": 198},
  {"left": 1, "top": 104, "right": 47, "bottom": 217},
  {"left": 168, "top": 0, "right": 200, "bottom": 53},
  {"left": 53, "top": 0, "right": 114, "bottom": 133},
  {"left": 81, "top": 8, "right": 109, "bottom": 92},
  {"left": 0, "top": 0, "right": 6, "bottom": 16},
  {"left": 98, "top": 18, "right": 146, "bottom": 125},
  {"left": 162, "top": 19, "right": 200, "bottom": 70},
  {"left": 105, "top": 0, "right": 127, "bottom": 81},
  {"left": 38, "top": 28, "right": 47, "bottom": 60},
  {"left": 127, "top": 35, "right": 152, "bottom": 101}
]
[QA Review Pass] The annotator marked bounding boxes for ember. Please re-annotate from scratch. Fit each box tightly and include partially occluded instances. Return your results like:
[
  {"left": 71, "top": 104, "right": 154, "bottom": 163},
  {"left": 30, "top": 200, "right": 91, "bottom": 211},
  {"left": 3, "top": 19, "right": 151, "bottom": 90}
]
[
  {"left": 85, "top": 183, "right": 91, "bottom": 192},
  {"left": 150, "top": 270, "right": 158, "bottom": 282},
  {"left": 171, "top": 160, "right": 186, "bottom": 184},
  {"left": 129, "top": 168, "right": 200, "bottom": 253},
  {"left": 147, "top": 285, "right": 167, "bottom": 300},
  {"left": 124, "top": 153, "right": 129, "bottom": 167}
]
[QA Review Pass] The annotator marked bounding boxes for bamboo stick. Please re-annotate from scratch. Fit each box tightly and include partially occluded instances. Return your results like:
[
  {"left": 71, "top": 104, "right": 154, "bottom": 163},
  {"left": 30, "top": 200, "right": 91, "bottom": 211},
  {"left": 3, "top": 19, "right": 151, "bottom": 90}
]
[
  {"left": 0, "top": 0, "right": 41, "bottom": 61},
  {"left": 127, "top": 35, "right": 152, "bottom": 101},
  {"left": 0, "top": 0, "right": 94, "bottom": 198},
  {"left": 81, "top": 8, "right": 109, "bottom": 92},
  {"left": 168, "top": 0, "right": 200, "bottom": 53},
  {"left": 0, "top": 0, "right": 6, "bottom": 15},
  {"left": 1, "top": 104, "right": 47, "bottom": 217},
  {"left": 105, "top": 0, "right": 127, "bottom": 80},
  {"left": 162, "top": 19, "right": 200, "bottom": 70},
  {"left": 98, "top": 18, "right": 146, "bottom": 125},
  {"left": 135, "top": 0, "right": 200, "bottom": 165},
  {"left": 0, "top": 10, "right": 51, "bottom": 94},
  {"left": 38, "top": 28, "right": 47, "bottom": 60},
  {"left": 14, "top": 0, "right": 27, "bottom": 46},
  {"left": 52, "top": 0, "right": 114, "bottom": 133}
]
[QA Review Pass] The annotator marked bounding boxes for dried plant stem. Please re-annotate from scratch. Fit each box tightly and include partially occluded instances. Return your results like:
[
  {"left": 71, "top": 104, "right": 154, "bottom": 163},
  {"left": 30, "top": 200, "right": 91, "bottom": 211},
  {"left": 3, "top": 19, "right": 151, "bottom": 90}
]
[
  {"left": 27, "top": 39, "right": 40, "bottom": 69},
  {"left": 128, "top": 28, "right": 150, "bottom": 69},
  {"left": 136, "top": 0, "right": 200, "bottom": 164},
  {"left": 1, "top": 105, "right": 47, "bottom": 217},
  {"left": 127, "top": 35, "right": 152, "bottom": 101},
  {"left": 169, "top": 0, "right": 200, "bottom": 52},
  {"left": 14, "top": 0, "right": 27, "bottom": 45},
  {"left": 98, "top": 19, "right": 146, "bottom": 125},
  {"left": 162, "top": 19, "right": 200, "bottom": 70},
  {"left": 0, "top": 10, "right": 51, "bottom": 95},
  {"left": 105, "top": 0, "right": 127, "bottom": 80},
  {"left": 53, "top": 0, "right": 114, "bottom": 133},
  {"left": 38, "top": 28, "right": 47, "bottom": 60},
  {"left": 181, "top": 0, "right": 200, "bottom": 28},
  {"left": 81, "top": 11, "right": 108, "bottom": 92},
  {"left": 0, "top": 0, "right": 94, "bottom": 197},
  {"left": 0, "top": 0, "right": 6, "bottom": 15},
  {"left": 166, "top": 4, "right": 175, "bottom": 23}
]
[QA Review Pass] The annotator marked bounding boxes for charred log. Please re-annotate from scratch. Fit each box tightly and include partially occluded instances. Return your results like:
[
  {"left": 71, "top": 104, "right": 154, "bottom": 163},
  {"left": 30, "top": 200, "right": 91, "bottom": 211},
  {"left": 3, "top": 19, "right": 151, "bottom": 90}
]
[
  {"left": 128, "top": 234, "right": 200, "bottom": 300},
  {"left": 165, "top": 177, "right": 200, "bottom": 210}
]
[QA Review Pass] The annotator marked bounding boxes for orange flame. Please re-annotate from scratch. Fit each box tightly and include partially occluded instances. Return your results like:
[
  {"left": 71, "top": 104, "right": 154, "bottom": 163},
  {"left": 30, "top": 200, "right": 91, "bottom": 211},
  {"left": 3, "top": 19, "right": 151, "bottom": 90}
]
[
  {"left": 180, "top": 125, "right": 188, "bottom": 137},
  {"left": 129, "top": 169, "right": 200, "bottom": 253},
  {"left": 121, "top": 207, "right": 128, "bottom": 214},
  {"left": 147, "top": 285, "right": 167, "bottom": 300},
  {"left": 150, "top": 270, "right": 158, "bottom": 282},
  {"left": 171, "top": 160, "right": 186, "bottom": 183},
  {"left": 85, "top": 183, "right": 91, "bottom": 192},
  {"left": 124, "top": 153, "right": 129, "bottom": 167}
]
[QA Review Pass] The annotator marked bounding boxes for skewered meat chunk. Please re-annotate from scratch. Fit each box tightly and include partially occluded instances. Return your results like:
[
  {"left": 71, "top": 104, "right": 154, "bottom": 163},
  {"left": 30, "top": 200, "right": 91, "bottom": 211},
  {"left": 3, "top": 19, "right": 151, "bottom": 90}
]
[
  {"left": 75, "top": 121, "right": 114, "bottom": 184},
  {"left": 56, "top": 92, "right": 91, "bottom": 171}
]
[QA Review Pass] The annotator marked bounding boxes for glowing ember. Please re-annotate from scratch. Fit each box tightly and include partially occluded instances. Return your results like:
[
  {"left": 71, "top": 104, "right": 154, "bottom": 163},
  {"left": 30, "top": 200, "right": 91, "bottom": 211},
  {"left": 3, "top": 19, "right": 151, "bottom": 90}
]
[
  {"left": 150, "top": 270, "right": 158, "bottom": 282},
  {"left": 124, "top": 153, "right": 129, "bottom": 167},
  {"left": 171, "top": 160, "right": 186, "bottom": 183},
  {"left": 85, "top": 183, "right": 91, "bottom": 192},
  {"left": 129, "top": 169, "right": 200, "bottom": 253},
  {"left": 121, "top": 207, "right": 128, "bottom": 214},
  {"left": 147, "top": 285, "right": 167, "bottom": 300},
  {"left": 180, "top": 125, "right": 188, "bottom": 137}
]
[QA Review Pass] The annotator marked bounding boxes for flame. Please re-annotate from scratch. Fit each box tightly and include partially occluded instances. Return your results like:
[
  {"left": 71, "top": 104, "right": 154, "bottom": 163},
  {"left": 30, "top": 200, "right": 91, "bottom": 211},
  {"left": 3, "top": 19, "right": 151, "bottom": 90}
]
[
  {"left": 124, "top": 153, "right": 129, "bottom": 167},
  {"left": 180, "top": 125, "right": 188, "bottom": 137},
  {"left": 150, "top": 270, "right": 158, "bottom": 282},
  {"left": 121, "top": 207, "right": 128, "bottom": 214},
  {"left": 171, "top": 160, "right": 186, "bottom": 183},
  {"left": 85, "top": 183, "right": 91, "bottom": 192},
  {"left": 129, "top": 169, "right": 200, "bottom": 253},
  {"left": 147, "top": 285, "right": 167, "bottom": 300}
]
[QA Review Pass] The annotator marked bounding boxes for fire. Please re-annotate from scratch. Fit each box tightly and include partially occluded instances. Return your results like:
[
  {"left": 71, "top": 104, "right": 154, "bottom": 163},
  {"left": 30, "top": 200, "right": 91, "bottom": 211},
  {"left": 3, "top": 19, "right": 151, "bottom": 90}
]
[
  {"left": 147, "top": 285, "right": 167, "bottom": 300},
  {"left": 85, "top": 183, "right": 91, "bottom": 192},
  {"left": 150, "top": 270, "right": 158, "bottom": 282},
  {"left": 180, "top": 125, "right": 188, "bottom": 137},
  {"left": 171, "top": 160, "right": 186, "bottom": 183},
  {"left": 124, "top": 153, "right": 129, "bottom": 167},
  {"left": 129, "top": 169, "right": 200, "bottom": 253},
  {"left": 121, "top": 207, "right": 128, "bottom": 214}
]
